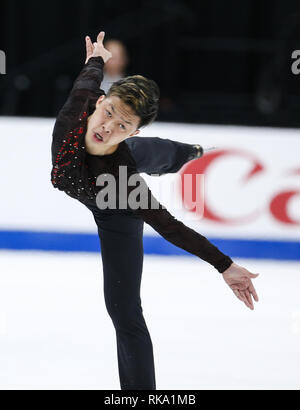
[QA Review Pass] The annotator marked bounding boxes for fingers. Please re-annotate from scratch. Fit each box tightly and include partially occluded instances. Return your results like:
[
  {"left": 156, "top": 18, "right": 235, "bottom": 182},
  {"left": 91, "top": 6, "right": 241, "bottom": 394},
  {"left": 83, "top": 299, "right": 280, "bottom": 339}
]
[
  {"left": 97, "top": 31, "right": 105, "bottom": 44},
  {"left": 244, "top": 289, "right": 254, "bottom": 310},
  {"left": 246, "top": 271, "right": 259, "bottom": 304},
  {"left": 85, "top": 31, "right": 105, "bottom": 49},
  {"left": 86, "top": 36, "right": 94, "bottom": 54},
  {"left": 248, "top": 272, "right": 259, "bottom": 279},
  {"left": 233, "top": 289, "right": 245, "bottom": 303},
  {"left": 233, "top": 289, "right": 253, "bottom": 310},
  {"left": 237, "top": 290, "right": 252, "bottom": 310},
  {"left": 249, "top": 281, "right": 259, "bottom": 302}
]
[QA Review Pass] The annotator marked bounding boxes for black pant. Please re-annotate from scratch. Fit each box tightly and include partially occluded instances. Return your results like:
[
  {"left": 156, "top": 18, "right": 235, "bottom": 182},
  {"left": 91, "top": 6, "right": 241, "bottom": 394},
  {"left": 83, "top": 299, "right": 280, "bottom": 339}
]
[{"left": 93, "top": 210, "right": 156, "bottom": 390}]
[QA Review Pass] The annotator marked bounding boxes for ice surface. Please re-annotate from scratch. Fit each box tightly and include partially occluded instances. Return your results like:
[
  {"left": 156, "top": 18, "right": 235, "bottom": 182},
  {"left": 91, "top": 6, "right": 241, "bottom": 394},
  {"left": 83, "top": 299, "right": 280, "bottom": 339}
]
[{"left": 0, "top": 250, "right": 299, "bottom": 390}]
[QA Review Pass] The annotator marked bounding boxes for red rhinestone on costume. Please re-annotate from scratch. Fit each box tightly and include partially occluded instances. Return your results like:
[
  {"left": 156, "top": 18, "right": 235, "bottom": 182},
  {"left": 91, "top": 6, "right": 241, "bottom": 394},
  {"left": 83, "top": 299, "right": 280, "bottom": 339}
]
[{"left": 51, "top": 110, "right": 90, "bottom": 199}]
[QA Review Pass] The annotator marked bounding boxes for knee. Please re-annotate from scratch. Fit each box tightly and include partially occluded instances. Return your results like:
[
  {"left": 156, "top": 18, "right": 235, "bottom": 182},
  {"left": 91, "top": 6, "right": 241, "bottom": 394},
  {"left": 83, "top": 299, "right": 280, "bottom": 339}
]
[{"left": 105, "top": 299, "right": 143, "bottom": 331}]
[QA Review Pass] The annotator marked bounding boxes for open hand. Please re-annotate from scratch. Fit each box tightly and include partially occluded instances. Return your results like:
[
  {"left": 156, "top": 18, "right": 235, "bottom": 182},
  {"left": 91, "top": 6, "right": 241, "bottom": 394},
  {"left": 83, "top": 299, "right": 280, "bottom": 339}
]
[
  {"left": 222, "top": 262, "right": 259, "bottom": 310},
  {"left": 85, "top": 31, "right": 112, "bottom": 64}
]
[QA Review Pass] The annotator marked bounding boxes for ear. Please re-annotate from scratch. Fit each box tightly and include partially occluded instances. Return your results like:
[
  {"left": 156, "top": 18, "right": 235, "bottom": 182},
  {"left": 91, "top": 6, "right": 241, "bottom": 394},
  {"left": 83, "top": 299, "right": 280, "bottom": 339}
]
[
  {"left": 96, "top": 94, "right": 106, "bottom": 108},
  {"left": 129, "top": 129, "right": 140, "bottom": 137}
]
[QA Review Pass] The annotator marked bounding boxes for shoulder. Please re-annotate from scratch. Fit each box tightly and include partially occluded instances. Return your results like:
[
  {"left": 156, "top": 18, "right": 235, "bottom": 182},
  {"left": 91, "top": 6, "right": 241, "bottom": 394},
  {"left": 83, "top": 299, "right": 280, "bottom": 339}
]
[{"left": 118, "top": 141, "right": 139, "bottom": 173}]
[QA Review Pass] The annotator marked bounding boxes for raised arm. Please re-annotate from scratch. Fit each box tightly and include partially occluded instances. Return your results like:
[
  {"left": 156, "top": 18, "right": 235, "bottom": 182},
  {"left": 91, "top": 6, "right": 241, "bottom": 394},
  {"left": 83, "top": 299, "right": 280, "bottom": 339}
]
[
  {"left": 125, "top": 137, "right": 204, "bottom": 175},
  {"left": 51, "top": 32, "right": 111, "bottom": 165}
]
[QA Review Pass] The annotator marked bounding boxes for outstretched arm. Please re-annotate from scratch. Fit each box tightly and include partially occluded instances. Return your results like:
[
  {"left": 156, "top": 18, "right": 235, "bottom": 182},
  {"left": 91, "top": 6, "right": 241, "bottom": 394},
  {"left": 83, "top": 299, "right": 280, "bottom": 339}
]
[
  {"left": 128, "top": 175, "right": 259, "bottom": 310},
  {"left": 125, "top": 137, "right": 204, "bottom": 175},
  {"left": 127, "top": 175, "right": 233, "bottom": 272}
]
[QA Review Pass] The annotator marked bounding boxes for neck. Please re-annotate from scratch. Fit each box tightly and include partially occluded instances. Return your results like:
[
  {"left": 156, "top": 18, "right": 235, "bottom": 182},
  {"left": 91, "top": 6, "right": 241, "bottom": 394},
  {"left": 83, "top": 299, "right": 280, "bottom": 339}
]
[
  {"left": 88, "top": 143, "right": 119, "bottom": 156},
  {"left": 99, "top": 144, "right": 119, "bottom": 156}
]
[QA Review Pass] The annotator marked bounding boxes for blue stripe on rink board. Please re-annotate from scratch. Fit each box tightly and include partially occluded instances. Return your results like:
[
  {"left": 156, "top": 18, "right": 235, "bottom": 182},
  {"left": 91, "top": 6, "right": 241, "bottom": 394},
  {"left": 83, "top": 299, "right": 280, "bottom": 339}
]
[
  {"left": 0, "top": 230, "right": 101, "bottom": 253},
  {"left": 0, "top": 230, "right": 300, "bottom": 260}
]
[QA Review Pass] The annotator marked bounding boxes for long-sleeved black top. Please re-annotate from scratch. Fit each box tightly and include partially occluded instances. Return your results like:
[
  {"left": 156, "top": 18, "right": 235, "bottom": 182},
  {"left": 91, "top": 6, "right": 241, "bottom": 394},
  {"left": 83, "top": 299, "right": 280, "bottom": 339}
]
[{"left": 50, "top": 57, "right": 233, "bottom": 273}]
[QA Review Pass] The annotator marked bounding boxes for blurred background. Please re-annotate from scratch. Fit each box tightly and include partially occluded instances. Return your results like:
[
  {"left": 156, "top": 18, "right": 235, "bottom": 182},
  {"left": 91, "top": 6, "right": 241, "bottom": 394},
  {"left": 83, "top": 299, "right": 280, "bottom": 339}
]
[
  {"left": 0, "top": 0, "right": 300, "bottom": 390},
  {"left": 2, "top": 0, "right": 300, "bottom": 126}
]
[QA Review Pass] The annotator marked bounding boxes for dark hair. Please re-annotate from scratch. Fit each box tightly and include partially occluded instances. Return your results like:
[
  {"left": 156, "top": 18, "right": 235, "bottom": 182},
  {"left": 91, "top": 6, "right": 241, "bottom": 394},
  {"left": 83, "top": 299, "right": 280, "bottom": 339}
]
[{"left": 106, "top": 75, "right": 160, "bottom": 129}]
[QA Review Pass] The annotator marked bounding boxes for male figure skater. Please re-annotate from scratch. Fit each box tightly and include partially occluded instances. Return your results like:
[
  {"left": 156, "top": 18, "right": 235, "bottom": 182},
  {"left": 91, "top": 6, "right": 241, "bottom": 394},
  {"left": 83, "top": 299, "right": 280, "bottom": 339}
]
[{"left": 51, "top": 31, "right": 259, "bottom": 390}]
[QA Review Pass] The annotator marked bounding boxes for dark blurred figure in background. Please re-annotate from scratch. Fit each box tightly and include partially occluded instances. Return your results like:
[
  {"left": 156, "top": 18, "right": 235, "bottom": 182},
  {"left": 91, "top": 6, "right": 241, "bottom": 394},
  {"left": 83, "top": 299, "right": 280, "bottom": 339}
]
[
  {"left": 101, "top": 39, "right": 129, "bottom": 94},
  {"left": 101, "top": 37, "right": 181, "bottom": 122}
]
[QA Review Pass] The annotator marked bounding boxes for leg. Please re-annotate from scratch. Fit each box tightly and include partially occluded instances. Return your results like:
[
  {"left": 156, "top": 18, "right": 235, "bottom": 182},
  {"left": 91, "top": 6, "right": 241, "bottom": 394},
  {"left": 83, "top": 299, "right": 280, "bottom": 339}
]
[{"left": 95, "top": 212, "right": 156, "bottom": 390}]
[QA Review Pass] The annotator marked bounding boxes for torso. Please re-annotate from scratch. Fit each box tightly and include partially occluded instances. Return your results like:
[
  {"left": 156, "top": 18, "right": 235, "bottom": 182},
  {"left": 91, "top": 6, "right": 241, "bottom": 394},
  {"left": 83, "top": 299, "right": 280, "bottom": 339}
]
[{"left": 83, "top": 141, "right": 140, "bottom": 216}]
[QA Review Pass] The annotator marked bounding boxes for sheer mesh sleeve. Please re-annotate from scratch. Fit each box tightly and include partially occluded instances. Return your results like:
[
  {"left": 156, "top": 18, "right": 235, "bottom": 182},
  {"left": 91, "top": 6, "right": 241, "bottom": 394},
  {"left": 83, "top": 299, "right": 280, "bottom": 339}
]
[
  {"left": 128, "top": 175, "right": 233, "bottom": 273},
  {"left": 51, "top": 57, "right": 105, "bottom": 165}
]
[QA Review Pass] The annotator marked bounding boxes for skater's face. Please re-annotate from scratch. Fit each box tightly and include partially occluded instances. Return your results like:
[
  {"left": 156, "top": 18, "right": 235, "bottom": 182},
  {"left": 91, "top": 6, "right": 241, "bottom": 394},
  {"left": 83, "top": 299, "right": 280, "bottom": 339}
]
[{"left": 86, "top": 95, "right": 140, "bottom": 155}]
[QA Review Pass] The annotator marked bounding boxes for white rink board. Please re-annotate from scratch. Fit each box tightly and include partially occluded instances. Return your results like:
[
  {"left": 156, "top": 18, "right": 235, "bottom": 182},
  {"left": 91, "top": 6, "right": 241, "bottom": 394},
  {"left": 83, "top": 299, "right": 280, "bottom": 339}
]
[{"left": 0, "top": 117, "right": 299, "bottom": 241}]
